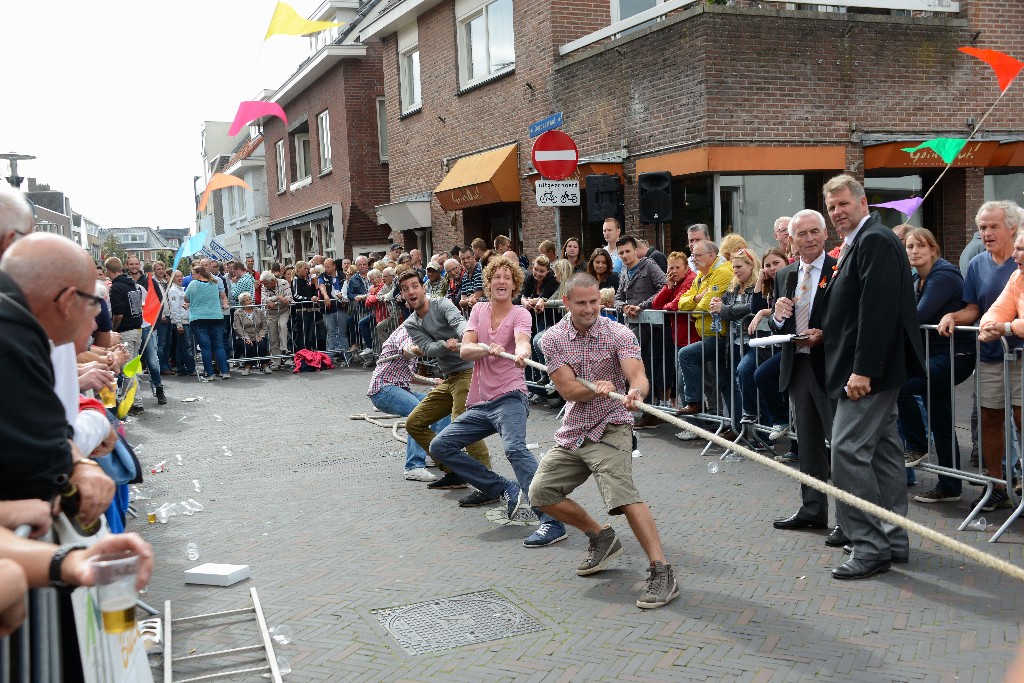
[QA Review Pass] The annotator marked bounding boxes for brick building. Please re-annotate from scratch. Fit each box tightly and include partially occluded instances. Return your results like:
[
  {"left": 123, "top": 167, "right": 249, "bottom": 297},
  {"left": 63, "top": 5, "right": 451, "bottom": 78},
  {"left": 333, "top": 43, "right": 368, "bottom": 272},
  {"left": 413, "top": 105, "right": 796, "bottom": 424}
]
[
  {"left": 356, "top": 0, "right": 1024, "bottom": 261},
  {"left": 263, "top": 0, "right": 392, "bottom": 264}
]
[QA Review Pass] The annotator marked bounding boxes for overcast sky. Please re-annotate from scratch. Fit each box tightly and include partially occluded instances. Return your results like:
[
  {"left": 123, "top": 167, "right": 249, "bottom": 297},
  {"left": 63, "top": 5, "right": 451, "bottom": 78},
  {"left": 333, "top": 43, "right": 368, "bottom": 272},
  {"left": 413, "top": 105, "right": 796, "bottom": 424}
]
[{"left": 0, "top": 1, "right": 318, "bottom": 231}]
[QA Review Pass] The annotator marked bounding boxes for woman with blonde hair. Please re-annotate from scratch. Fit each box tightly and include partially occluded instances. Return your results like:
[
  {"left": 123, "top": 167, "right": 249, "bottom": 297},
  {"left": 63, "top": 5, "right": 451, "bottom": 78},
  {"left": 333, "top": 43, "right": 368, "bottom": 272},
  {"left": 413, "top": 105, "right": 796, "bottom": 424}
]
[
  {"left": 709, "top": 247, "right": 760, "bottom": 431},
  {"left": 719, "top": 233, "right": 748, "bottom": 262}
]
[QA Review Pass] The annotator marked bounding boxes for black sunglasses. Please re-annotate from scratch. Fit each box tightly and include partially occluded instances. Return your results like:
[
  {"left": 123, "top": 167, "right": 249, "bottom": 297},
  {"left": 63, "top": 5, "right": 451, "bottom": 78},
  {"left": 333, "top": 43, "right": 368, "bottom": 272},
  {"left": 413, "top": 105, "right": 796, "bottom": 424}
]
[{"left": 53, "top": 287, "right": 104, "bottom": 307}]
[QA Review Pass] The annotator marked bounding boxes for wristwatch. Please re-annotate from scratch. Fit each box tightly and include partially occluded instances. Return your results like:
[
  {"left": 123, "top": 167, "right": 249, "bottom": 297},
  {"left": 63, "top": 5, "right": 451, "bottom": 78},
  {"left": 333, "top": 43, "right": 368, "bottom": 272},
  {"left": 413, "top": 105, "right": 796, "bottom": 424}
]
[
  {"left": 1005, "top": 322, "right": 1013, "bottom": 337},
  {"left": 50, "top": 544, "right": 87, "bottom": 592}
]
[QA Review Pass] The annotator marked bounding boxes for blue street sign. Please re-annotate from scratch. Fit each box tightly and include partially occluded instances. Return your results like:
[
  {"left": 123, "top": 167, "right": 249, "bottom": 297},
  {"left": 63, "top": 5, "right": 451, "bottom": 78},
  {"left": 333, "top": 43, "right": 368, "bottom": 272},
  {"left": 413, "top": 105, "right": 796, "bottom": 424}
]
[{"left": 529, "top": 112, "right": 563, "bottom": 138}]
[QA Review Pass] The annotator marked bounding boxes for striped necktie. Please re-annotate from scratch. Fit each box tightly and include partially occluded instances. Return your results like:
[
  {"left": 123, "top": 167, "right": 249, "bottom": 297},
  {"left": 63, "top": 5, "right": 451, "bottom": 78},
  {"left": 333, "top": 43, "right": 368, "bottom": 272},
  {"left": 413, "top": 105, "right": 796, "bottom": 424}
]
[{"left": 795, "top": 263, "right": 813, "bottom": 333}]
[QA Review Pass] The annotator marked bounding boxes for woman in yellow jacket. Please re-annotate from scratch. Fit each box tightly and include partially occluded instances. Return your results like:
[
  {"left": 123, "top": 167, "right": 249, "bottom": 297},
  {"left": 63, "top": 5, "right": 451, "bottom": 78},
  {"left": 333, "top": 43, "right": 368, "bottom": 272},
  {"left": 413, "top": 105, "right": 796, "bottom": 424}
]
[{"left": 676, "top": 240, "right": 735, "bottom": 414}]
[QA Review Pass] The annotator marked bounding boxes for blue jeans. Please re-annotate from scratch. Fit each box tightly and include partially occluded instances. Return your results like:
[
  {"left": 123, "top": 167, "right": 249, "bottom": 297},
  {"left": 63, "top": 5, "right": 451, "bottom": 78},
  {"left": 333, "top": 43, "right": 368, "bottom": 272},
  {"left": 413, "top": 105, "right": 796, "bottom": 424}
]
[
  {"left": 371, "top": 386, "right": 451, "bottom": 469},
  {"left": 192, "top": 319, "right": 229, "bottom": 377},
  {"left": 430, "top": 391, "right": 556, "bottom": 523},
  {"left": 323, "top": 306, "right": 348, "bottom": 352},
  {"left": 174, "top": 324, "right": 196, "bottom": 375},
  {"left": 678, "top": 337, "right": 729, "bottom": 405},
  {"left": 357, "top": 314, "right": 375, "bottom": 350},
  {"left": 897, "top": 352, "right": 976, "bottom": 495},
  {"left": 155, "top": 320, "right": 171, "bottom": 372},
  {"left": 222, "top": 314, "right": 232, "bottom": 361},
  {"left": 753, "top": 351, "right": 789, "bottom": 425},
  {"left": 140, "top": 327, "right": 162, "bottom": 388}
]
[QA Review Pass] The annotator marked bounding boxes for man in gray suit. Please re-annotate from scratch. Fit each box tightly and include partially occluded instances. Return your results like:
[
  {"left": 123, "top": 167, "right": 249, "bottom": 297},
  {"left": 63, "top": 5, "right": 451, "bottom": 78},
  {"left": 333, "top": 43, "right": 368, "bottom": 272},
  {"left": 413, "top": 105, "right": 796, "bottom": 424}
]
[
  {"left": 769, "top": 210, "right": 838, "bottom": 538},
  {"left": 819, "top": 175, "right": 925, "bottom": 580}
]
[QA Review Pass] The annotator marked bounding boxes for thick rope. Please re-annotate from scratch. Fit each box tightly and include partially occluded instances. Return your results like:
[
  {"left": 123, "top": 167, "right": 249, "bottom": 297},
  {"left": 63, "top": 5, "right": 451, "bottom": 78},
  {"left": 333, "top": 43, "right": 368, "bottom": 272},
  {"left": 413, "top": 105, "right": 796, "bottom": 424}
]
[{"left": 477, "top": 344, "right": 1024, "bottom": 583}]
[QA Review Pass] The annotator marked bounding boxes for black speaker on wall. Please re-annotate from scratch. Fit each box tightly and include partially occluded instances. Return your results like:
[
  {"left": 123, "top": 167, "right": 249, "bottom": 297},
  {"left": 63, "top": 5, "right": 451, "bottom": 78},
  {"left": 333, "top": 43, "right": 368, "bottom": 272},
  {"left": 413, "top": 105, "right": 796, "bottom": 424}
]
[
  {"left": 638, "top": 171, "right": 673, "bottom": 223},
  {"left": 586, "top": 175, "right": 621, "bottom": 223}
]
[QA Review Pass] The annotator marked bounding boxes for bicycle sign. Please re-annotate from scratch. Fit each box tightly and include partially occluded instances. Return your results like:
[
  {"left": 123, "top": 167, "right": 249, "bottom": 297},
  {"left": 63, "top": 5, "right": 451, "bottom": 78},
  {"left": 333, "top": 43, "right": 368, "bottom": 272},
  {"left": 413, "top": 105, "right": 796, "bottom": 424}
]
[{"left": 536, "top": 180, "right": 580, "bottom": 207}]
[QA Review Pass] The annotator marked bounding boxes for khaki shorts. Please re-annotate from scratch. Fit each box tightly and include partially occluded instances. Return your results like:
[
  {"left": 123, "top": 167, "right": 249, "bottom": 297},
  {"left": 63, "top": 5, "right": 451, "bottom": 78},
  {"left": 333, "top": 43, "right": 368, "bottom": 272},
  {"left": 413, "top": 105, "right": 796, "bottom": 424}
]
[
  {"left": 528, "top": 423, "right": 642, "bottom": 515},
  {"left": 978, "top": 358, "right": 1023, "bottom": 409}
]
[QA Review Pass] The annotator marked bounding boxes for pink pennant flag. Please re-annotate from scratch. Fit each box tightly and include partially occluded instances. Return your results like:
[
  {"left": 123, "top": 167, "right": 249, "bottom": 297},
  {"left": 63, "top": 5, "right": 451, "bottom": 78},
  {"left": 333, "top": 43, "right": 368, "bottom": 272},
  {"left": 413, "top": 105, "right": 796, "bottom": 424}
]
[
  {"left": 228, "top": 101, "right": 287, "bottom": 136},
  {"left": 869, "top": 197, "right": 924, "bottom": 220}
]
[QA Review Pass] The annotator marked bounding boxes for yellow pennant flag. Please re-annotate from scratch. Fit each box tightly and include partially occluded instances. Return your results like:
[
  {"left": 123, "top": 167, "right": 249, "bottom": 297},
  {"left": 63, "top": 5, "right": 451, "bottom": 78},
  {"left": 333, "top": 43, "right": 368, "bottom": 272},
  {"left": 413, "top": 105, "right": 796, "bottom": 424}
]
[
  {"left": 117, "top": 376, "right": 138, "bottom": 419},
  {"left": 265, "top": 2, "right": 345, "bottom": 39}
]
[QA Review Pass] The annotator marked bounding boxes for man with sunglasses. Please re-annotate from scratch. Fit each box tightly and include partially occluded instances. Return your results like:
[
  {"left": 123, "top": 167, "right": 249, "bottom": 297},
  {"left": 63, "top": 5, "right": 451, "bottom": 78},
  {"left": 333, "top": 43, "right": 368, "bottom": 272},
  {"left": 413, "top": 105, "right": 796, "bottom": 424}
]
[{"left": 0, "top": 232, "right": 115, "bottom": 521}]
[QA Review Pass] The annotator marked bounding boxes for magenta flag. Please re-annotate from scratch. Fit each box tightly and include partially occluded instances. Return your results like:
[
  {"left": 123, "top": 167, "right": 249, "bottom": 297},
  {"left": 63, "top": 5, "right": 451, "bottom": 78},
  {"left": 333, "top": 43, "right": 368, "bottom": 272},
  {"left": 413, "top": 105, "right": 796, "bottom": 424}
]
[
  {"left": 869, "top": 197, "right": 925, "bottom": 220},
  {"left": 228, "top": 101, "right": 287, "bottom": 136}
]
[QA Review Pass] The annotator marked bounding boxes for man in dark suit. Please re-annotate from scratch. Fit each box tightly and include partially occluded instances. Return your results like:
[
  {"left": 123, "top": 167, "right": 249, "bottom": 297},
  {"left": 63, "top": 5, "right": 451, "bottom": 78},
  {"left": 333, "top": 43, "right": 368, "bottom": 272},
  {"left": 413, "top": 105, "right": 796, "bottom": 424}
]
[
  {"left": 819, "top": 175, "right": 925, "bottom": 581},
  {"left": 768, "top": 210, "right": 839, "bottom": 539}
]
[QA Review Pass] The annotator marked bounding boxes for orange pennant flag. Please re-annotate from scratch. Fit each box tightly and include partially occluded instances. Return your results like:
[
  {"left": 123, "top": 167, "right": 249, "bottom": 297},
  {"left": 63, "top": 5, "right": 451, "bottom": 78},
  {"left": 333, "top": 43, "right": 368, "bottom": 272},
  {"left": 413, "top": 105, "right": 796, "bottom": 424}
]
[
  {"left": 958, "top": 47, "right": 1024, "bottom": 92},
  {"left": 198, "top": 173, "right": 251, "bottom": 213},
  {"left": 142, "top": 276, "right": 161, "bottom": 325}
]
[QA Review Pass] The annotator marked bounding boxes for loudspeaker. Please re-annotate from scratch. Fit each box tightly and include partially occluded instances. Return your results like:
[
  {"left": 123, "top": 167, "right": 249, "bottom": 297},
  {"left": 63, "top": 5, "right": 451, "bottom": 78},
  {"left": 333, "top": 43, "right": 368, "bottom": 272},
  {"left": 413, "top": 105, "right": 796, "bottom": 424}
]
[
  {"left": 586, "top": 175, "right": 621, "bottom": 223},
  {"left": 638, "top": 172, "right": 673, "bottom": 223}
]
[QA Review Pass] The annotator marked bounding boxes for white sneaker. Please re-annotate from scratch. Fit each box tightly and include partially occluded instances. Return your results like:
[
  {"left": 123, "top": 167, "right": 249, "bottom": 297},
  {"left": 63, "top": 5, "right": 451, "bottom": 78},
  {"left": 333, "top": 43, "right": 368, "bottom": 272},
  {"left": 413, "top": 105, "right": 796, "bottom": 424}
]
[
  {"left": 769, "top": 423, "right": 790, "bottom": 441},
  {"left": 240, "top": 367, "right": 251, "bottom": 376},
  {"left": 632, "top": 449, "right": 643, "bottom": 458},
  {"left": 405, "top": 468, "right": 437, "bottom": 482},
  {"left": 675, "top": 430, "right": 700, "bottom": 441}
]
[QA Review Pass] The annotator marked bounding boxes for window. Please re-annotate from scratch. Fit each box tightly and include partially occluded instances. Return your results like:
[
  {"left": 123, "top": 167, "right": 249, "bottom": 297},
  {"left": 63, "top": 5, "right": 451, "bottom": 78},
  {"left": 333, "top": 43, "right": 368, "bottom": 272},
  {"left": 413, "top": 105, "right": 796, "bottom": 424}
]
[
  {"left": 317, "top": 110, "right": 332, "bottom": 172},
  {"left": 295, "top": 134, "right": 312, "bottom": 180},
  {"left": 376, "top": 97, "right": 389, "bottom": 162},
  {"left": 400, "top": 47, "right": 421, "bottom": 113},
  {"left": 458, "top": 0, "right": 515, "bottom": 88},
  {"left": 612, "top": 0, "right": 658, "bottom": 22},
  {"left": 276, "top": 140, "right": 286, "bottom": 192}
]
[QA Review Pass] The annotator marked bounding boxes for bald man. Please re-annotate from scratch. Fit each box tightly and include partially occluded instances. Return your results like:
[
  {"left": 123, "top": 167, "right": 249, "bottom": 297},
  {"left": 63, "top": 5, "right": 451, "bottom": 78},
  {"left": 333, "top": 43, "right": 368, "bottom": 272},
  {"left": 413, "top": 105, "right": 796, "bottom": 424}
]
[
  {"left": 0, "top": 233, "right": 115, "bottom": 523},
  {"left": 0, "top": 184, "right": 34, "bottom": 258}
]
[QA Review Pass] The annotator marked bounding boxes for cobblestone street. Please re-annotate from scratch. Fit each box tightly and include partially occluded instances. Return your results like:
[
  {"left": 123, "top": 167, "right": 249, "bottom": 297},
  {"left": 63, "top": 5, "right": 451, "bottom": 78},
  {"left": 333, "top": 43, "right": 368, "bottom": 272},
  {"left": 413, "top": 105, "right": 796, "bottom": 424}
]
[{"left": 130, "top": 367, "right": 1024, "bottom": 682}]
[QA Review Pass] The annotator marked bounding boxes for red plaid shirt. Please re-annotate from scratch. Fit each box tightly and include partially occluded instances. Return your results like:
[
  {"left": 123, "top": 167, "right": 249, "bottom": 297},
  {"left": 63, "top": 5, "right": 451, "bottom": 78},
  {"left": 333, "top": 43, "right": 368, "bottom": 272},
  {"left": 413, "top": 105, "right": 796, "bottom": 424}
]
[
  {"left": 367, "top": 326, "right": 416, "bottom": 397},
  {"left": 541, "top": 314, "right": 641, "bottom": 450}
]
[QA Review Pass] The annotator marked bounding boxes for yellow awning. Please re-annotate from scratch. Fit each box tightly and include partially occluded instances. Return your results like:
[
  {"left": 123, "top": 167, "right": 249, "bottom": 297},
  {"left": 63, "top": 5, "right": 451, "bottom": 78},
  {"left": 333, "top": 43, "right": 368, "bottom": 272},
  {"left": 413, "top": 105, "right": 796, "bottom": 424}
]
[{"left": 434, "top": 144, "right": 520, "bottom": 211}]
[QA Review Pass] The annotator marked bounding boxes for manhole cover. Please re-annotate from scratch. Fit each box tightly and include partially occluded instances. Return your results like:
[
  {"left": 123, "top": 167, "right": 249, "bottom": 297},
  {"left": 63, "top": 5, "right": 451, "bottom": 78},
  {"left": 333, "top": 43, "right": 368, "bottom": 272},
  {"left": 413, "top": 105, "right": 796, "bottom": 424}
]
[{"left": 373, "top": 590, "right": 544, "bottom": 655}]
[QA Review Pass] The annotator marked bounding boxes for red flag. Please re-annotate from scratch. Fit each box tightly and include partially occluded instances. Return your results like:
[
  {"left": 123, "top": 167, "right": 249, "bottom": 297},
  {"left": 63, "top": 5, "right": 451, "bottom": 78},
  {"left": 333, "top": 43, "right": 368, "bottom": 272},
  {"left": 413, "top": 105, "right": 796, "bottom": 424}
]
[
  {"left": 142, "top": 276, "right": 161, "bottom": 325},
  {"left": 959, "top": 47, "right": 1024, "bottom": 92}
]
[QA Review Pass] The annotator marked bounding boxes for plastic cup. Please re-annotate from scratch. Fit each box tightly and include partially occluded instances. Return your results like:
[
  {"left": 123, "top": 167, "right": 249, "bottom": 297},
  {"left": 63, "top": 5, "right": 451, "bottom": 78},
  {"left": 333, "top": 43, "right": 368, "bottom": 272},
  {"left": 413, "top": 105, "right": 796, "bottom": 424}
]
[
  {"left": 967, "top": 517, "right": 987, "bottom": 531},
  {"left": 89, "top": 553, "right": 140, "bottom": 634},
  {"left": 707, "top": 461, "right": 720, "bottom": 474},
  {"left": 269, "top": 624, "right": 294, "bottom": 645},
  {"left": 145, "top": 503, "right": 159, "bottom": 525}
]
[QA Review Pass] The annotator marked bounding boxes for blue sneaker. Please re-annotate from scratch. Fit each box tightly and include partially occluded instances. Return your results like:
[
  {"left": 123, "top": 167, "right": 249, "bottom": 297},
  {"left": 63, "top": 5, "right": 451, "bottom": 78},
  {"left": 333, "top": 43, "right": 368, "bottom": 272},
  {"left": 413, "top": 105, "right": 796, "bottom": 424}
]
[
  {"left": 523, "top": 522, "right": 567, "bottom": 548},
  {"left": 500, "top": 482, "right": 523, "bottom": 520}
]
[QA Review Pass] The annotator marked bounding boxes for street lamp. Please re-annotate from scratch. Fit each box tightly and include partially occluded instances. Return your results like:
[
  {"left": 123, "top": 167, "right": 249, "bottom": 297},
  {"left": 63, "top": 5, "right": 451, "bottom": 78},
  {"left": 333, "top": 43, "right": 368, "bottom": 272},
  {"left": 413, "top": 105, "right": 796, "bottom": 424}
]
[{"left": 1, "top": 153, "right": 36, "bottom": 188}]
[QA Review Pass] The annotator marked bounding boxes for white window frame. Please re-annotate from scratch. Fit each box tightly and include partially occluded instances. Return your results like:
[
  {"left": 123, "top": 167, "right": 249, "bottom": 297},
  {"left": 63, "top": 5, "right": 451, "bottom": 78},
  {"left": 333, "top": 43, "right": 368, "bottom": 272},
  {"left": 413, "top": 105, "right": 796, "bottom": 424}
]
[
  {"left": 317, "top": 110, "right": 332, "bottom": 173},
  {"left": 295, "top": 133, "right": 312, "bottom": 181},
  {"left": 456, "top": 0, "right": 515, "bottom": 89},
  {"left": 610, "top": 0, "right": 663, "bottom": 23},
  {"left": 399, "top": 46, "right": 421, "bottom": 113},
  {"left": 276, "top": 140, "right": 286, "bottom": 192},
  {"left": 376, "top": 97, "right": 389, "bottom": 163}
]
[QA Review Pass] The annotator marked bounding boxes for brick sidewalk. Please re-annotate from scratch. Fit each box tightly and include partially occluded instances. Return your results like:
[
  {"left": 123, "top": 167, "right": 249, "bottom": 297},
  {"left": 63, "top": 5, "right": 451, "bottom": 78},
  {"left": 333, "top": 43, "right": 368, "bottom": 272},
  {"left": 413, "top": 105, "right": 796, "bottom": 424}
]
[{"left": 129, "top": 368, "right": 1023, "bottom": 682}]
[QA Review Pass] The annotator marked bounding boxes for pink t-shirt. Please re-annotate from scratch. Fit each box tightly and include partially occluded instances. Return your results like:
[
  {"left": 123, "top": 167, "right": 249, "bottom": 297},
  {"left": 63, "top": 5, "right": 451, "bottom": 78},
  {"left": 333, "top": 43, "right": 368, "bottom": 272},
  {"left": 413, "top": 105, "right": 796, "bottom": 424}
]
[{"left": 465, "top": 302, "right": 532, "bottom": 407}]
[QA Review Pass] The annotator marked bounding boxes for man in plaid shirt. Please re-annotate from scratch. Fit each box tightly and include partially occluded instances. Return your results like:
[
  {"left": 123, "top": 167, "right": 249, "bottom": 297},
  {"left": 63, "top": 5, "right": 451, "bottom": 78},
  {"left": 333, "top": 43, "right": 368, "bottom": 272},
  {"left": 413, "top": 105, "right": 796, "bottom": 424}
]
[
  {"left": 530, "top": 272, "right": 678, "bottom": 609},
  {"left": 367, "top": 326, "right": 449, "bottom": 482}
]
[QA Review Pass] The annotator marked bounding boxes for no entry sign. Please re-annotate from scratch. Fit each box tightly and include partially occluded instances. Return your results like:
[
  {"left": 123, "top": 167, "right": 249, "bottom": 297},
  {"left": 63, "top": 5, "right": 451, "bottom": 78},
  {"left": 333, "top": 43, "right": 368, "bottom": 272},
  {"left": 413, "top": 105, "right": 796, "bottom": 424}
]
[{"left": 532, "top": 130, "right": 578, "bottom": 181}]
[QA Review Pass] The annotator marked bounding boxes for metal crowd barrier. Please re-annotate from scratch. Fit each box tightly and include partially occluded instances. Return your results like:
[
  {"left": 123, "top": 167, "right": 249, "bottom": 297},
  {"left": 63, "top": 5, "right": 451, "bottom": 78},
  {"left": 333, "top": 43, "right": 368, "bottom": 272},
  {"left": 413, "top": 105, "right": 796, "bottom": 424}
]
[{"left": 0, "top": 527, "right": 61, "bottom": 683}]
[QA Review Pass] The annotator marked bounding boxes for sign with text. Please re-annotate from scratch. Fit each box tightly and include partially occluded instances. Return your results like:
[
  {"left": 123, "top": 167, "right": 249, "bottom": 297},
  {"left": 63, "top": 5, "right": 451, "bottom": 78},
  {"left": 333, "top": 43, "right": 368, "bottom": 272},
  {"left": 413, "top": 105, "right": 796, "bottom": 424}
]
[
  {"left": 536, "top": 180, "right": 580, "bottom": 207},
  {"left": 529, "top": 112, "right": 563, "bottom": 138}
]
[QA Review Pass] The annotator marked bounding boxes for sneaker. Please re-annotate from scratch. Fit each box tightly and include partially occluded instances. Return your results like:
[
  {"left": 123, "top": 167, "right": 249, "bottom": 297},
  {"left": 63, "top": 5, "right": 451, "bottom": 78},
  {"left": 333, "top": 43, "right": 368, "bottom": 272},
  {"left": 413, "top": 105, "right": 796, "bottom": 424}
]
[
  {"left": 459, "top": 489, "right": 500, "bottom": 507},
  {"left": 240, "top": 367, "right": 251, "bottom": 376},
  {"left": 155, "top": 386, "right": 166, "bottom": 405},
  {"left": 914, "top": 487, "right": 961, "bottom": 503},
  {"left": 218, "top": 373, "right": 232, "bottom": 380},
  {"left": 636, "top": 561, "right": 679, "bottom": 609},
  {"left": 358, "top": 348, "right": 374, "bottom": 360},
  {"left": 904, "top": 451, "right": 928, "bottom": 467},
  {"left": 774, "top": 452, "right": 799, "bottom": 464},
  {"left": 404, "top": 468, "right": 437, "bottom": 482},
  {"left": 972, "top": 488, "right": 1012, "bottom": 512},
  {"left": 675, "top": 429, "right": 700, "bottom": 441},
  {"left": 632, "top": 449, "right": 643, "bottom": 458},
  {"left": 740, "top": 414, "right": 757, "bottom": 425},
  {"left": 426, "top": 472, "right": 467, "bottom": 489},
  {"left": 768, "top": 423, "right": 790, "bottom": 441},
  {"left": 576, "top": 527, "right": 624, "bottom": 576},
  {"left": 523, "top": 522, "right": 568, "bottom": 548},
  {"left": 197, "top": 374, "right": 212, "bottom": 383},
  {"left": 262, "top": 365, "right": 273, "bottom": 375},
  {"left": 500, "top": 482, "right": 524, "bottom": 519}
]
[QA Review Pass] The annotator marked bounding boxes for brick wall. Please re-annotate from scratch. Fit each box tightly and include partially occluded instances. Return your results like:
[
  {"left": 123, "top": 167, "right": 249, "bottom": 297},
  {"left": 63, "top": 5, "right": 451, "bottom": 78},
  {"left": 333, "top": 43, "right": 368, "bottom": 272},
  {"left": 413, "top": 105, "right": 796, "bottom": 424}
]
[{"left": 265, "top": 44, "right": 391, "bottom": 260}]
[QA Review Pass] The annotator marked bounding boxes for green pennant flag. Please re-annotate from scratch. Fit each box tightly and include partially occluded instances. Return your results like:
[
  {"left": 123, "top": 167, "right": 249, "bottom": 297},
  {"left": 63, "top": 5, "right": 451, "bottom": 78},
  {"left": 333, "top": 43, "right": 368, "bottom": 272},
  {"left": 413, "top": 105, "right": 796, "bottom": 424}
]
[
  {"left": 123, "top": 355, "right": 142, "bottom": 377},
  {"left": 901, "top": 138, "right": 969, "bottom": 165}
]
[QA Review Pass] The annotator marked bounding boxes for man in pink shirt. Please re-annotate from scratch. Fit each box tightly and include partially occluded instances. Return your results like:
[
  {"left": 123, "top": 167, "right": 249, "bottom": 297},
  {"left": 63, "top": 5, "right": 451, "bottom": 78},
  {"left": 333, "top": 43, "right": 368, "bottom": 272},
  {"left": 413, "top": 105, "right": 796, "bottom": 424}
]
[{"left": 429, "top": 255, "right": 569, "bottom": 548}]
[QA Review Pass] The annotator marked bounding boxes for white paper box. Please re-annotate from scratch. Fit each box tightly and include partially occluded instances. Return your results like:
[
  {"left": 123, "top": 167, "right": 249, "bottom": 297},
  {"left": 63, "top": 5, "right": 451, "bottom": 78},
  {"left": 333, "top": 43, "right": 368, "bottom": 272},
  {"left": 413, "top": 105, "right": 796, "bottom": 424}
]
[{"left": 184, "top": 563, "right": 251, "bottom": 586}]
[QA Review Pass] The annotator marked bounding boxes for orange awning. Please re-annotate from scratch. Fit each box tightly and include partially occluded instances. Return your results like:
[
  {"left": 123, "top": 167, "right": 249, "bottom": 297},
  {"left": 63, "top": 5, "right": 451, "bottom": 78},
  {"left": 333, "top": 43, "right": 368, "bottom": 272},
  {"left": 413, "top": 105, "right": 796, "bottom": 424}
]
[
  {"left": 864, "top": 140, "right": 999, "bottom": 170},
  {"left": 526, "top": 162, "right": 625, "bottom": 187},
  {"left": 989, "top": 141, "right": 1024, "bottom": 168},
  {"left": 434, "top": 144, "right": 520, "bottom": 211},
  {"left": 636, "top": 146, "right": 846, "bottom": 176}
]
